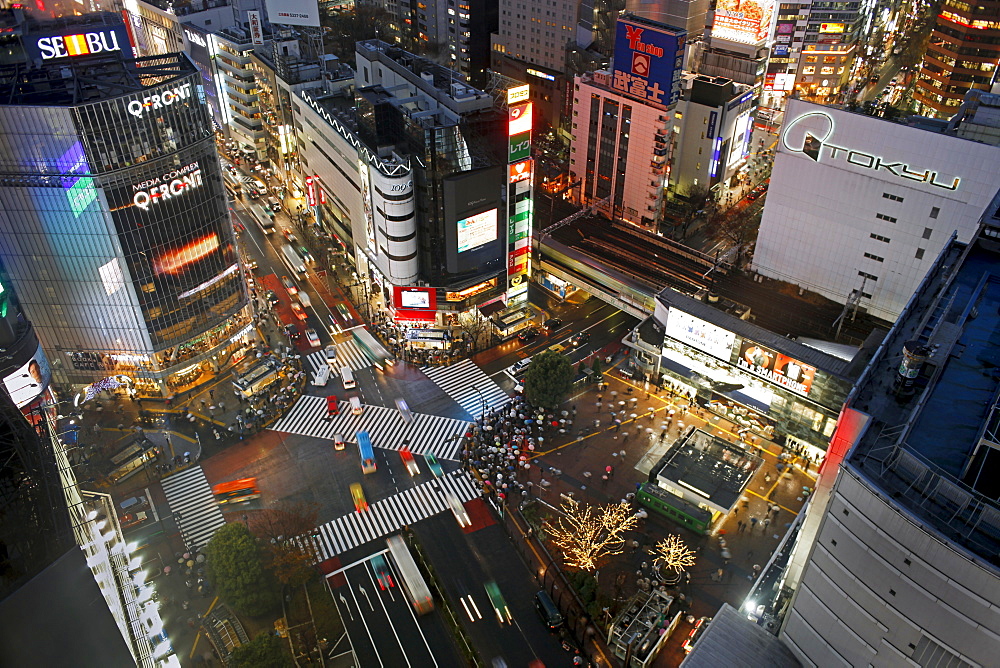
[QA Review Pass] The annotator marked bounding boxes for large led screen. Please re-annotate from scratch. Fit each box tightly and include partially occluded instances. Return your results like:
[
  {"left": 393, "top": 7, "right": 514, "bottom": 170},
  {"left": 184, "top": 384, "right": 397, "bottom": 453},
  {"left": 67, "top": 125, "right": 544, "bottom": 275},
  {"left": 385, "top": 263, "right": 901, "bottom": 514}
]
[
  {"left": 665, "top": 308, "right": 736, "bottom": 360},
  {"left": 736, "top": 339, "right": 815, "bottom": 395},
  {"left": 712, "top": 0, "right": 775, "bottom": 45},
  {"left": 3, "top": 343, "right": 51, "bottom": 408},
  {"left": 105, "top": 147, "right": 243, "bottom": 347},
  {"left": 457, "top": 209, "right": 499, "bottom": 253}
]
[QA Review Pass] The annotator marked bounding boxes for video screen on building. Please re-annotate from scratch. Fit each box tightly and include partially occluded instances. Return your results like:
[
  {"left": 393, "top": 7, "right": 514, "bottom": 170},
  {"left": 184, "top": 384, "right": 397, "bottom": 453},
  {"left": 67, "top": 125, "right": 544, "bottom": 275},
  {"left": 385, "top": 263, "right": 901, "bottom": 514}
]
[
  {"left": 736, "top": 339, "right": 816, "bottom": 395},
  {"left": 443, "top": 166, "right": 504, "bottom": 275},
  {"left": 105, "top": 146, "right": 243, "bottom": 347},
  {"left": 401, "top": 290, "right": 430, "bottom": 309},
  {"left": 2, "top": 343, "right": 51, "bottom": 408},
  {"left": 457, "top": 209, "right": 499, "bottom": 253},
  {"left": 665, "top": 308, "right": 736, "bottom": 360}
]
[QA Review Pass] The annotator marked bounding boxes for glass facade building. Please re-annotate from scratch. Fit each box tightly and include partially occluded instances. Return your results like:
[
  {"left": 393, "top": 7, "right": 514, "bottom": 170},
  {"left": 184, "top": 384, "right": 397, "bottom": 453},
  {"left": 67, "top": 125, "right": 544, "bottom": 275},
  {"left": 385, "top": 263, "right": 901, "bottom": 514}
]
[{"left": 0, "top": 52, "right": 250, "bottom": 397}]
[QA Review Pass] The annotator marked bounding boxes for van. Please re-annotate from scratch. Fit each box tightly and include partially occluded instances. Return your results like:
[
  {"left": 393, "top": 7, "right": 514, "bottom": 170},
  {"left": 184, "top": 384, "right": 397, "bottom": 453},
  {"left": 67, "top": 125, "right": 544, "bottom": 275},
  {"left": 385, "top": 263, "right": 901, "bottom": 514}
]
[
  {"left": 267, "top": 196, "right": 282, "bottom": 212},
  {"left": 341, "top": 366, "right": 355, "bottom": 389},
  {"left": 119, "top": 495, "right": 148, "bottom": 512},
  {"left": 311, "top": 365, "right": 330, "bottom": 387},
  {"left": 534, "top": 590, "right": 564, "bottom": 630},
  {"left": 350, "top": 396, "right": 363, "bottom": 415}
]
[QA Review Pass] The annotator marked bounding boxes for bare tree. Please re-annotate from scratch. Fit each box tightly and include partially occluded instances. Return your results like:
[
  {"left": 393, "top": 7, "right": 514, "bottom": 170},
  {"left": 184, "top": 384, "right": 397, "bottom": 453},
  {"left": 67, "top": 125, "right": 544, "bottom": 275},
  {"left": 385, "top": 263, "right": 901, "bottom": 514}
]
[
  {"left": 544, "top": 498, "right": 638, "bottom": 571},
  {"left": 458, "top": 309, "right": 492, "bottom": 352},
  {"left": 250, "top": 502, "right": 320, "bottom": 587},
  {"left": 649, "top": 534, "right": 697, "bottom": 575},
  {"left": 707, "top": 207, "right": 759, "bottom": 264}
]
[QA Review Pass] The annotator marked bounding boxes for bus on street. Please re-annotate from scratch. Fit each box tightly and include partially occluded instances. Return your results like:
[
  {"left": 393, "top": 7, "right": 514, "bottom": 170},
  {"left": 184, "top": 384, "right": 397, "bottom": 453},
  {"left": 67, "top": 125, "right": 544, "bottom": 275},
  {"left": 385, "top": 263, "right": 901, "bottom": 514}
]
[
  {"left": 351, "top": 327, "right": 395, "bottom": 369},
  {"left": 387, "top": 535, "right": 434, "bottom": 615},
  {"left": 212, "top": 478, "right": 262, "bottom": 504},
  {"left": 280, "top": 244, "right": 307, "bottom": 278},
  {"left": 357, "top": 431, "right": 376, "bottom": 474}
]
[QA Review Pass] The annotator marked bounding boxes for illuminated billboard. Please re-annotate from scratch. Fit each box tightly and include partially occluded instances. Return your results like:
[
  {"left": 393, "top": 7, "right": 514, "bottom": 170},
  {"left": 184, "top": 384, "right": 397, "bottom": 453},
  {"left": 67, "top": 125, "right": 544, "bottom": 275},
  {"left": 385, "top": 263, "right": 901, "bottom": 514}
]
[
  {"left": 264, "top": 0, "right": 321, "bottom": 27},
  {"left": 509, "top": 103, "right": 533, "bottom": 136},
  {"left": 665, "top": 308, "right": 736, "bottom": 360},
  {"left": 3, "top": 343, "right": 51, "bottom": 408},
  {"left": 457, "top": 209, "right": 499, "bottom": 253},
  {"left": 736, "top": 340, "right": 816, "bottom": 395},
  {"left": 612, "top": 16, "right": 687, "bottom": 107},
  {"left": 727, "top": 110, "right": 753, "bottom": 168},
  {"left": 712, "top": 0, "right": 775, "bottom": 45},
  {"left": 24, "top": 24, "right": 134, "bottom": 62},
  {"left": 393, "top": 286, "right": 437, "bottom": 311}
]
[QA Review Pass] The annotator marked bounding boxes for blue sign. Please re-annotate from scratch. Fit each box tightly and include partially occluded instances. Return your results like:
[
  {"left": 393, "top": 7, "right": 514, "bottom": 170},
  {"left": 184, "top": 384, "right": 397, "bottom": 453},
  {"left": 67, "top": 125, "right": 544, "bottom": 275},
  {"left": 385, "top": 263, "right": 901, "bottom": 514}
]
[
  {"left": 612, "top": 16, "right": 687, "bottom": 108},
  {"left": 774, "top": 45, "right": 789, "bottom": 56}
]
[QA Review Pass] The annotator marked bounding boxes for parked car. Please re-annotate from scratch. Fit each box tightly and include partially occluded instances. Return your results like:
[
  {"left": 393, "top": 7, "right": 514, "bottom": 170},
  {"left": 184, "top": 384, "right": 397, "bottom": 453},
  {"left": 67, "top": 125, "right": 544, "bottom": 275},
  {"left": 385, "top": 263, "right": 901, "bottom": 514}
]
[
  {"left": 518, "top": 327, "right": 540, "bottom": 342},
  {"left": 120, "top": 511, "right": 148, "bottom": 529}
]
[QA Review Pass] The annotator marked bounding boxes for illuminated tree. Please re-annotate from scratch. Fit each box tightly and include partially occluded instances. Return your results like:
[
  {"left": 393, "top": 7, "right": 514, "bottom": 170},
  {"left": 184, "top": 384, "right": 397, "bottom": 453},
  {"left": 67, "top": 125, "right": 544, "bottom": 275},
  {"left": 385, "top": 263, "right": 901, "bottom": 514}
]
[
  {"left": 545, "top": 498, "right": 638, "bottom": 571},
  {"left": 650, "top": 534, "right": 697, "bottom": 575}
]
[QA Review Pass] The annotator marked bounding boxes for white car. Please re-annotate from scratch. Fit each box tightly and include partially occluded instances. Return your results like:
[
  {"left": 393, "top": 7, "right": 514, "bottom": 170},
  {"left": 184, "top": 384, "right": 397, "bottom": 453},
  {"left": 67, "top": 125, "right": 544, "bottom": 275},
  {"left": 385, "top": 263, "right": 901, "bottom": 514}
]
[
  {"left": 324, "top": 344, "right": 338, "bottom": 368},
  {"left": 446, "top": 492, "right": 471, "bottom": 528},
  {"left": 305, "top": 328, "right": 321, "bottom": 347}
]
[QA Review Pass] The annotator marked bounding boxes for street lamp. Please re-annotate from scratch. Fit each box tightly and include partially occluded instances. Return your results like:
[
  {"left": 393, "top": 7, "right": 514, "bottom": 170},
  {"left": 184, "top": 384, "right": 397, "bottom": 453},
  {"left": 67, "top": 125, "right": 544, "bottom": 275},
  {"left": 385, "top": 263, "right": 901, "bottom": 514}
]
[{"left": 472, "top": 384, "right": 486, "bottom": 419}]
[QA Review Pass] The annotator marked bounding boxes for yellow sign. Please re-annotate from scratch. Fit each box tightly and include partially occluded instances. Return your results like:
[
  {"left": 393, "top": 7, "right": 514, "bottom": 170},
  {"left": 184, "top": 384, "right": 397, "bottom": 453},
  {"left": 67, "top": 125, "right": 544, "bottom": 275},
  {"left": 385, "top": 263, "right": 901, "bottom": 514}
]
[
  {"left": 507, "top": 84, "right": 530, "bottom": 105},
  {"left": 820, "top": 23, "right": 844, "bottom": 33}
]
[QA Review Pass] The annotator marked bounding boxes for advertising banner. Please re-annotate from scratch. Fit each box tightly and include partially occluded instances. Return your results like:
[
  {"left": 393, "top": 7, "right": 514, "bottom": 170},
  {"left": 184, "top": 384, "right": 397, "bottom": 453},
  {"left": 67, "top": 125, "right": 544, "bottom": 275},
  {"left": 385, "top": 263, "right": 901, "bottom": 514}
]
[
  {"left": 712, "top": 0, "right": 775, "bottom": 45},
  {"left": 665, "top": 308, "right": 735, "bottom": 360},
  {"left": 736, "top": 340, "right": 815, "bottom": 395},
  {"left": 24, "top": 24, "right": 134, "bottom": 62},
  {"left": 612, "top": 17, "right": 686, "bottom": 107},
  {"left": 393, "top": 286, "right": 437, "bottom": 311},
  {"left": 264, "top": 0, "right": 320, "bottom": 27},
  {"left": 3, "top": 343, "right": 51, "bottom": 408},
  {"left": 248, "top": 11, "right": 265, "bottom": 45}
]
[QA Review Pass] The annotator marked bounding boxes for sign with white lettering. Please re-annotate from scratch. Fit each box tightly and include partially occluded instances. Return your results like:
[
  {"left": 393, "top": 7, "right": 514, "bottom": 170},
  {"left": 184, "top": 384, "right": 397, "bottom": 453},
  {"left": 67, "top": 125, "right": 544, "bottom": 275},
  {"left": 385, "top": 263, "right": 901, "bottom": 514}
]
[
  {"left": 27, "top": 25, "right": 133, "bottom": 62},
  {"left": 264, "top": 0, "right": 320, "bottom": 27},
  {"left": 611, "top": 17, "right": 687, "bottom": 108},
  {"left": 132, "top": 163, "right": 203, "bottom": 210},
  {"left": 248, "top": 11, "right": 264, "bottom": 45},
  {"left": 125, "top": 82, "right": 194, "bottom": 118}
]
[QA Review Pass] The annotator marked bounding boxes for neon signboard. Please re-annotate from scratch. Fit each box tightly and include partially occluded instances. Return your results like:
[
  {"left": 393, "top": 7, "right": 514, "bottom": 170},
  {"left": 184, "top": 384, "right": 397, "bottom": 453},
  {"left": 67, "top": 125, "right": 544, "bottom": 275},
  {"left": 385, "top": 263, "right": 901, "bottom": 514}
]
[{"left": 132, "top": 162, "right": 203, "bottom": 209}]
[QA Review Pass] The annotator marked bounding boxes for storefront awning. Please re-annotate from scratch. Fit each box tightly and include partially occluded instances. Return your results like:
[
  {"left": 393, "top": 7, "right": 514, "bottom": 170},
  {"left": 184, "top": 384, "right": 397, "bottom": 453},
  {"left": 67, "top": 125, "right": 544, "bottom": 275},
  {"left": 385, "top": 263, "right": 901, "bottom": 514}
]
[{"left": 478, "top": 300, "right": 506, "bottom": 317}]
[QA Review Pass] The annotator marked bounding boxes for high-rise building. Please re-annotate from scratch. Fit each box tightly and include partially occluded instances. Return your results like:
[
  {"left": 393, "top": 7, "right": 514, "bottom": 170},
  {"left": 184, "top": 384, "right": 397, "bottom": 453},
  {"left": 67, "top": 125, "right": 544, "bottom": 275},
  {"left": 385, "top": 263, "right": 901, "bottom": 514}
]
[
  {"left": 752, "top": 99, "right": 1000, "bottom": 321},
  {"left": 913, "top": 0, "right": 1000, "bottom": 119},
  {"left": 569, "top": 15, "right": 687, "bottom": 227},
  {"left": 0, "top": 18, "right": 251, "bottom": 397},
  {"left": 774, "top": 226, "right": 1000, "bottom": 666},
  {"left": 626, "top": 0, "right": 710, "bottom": 38}
]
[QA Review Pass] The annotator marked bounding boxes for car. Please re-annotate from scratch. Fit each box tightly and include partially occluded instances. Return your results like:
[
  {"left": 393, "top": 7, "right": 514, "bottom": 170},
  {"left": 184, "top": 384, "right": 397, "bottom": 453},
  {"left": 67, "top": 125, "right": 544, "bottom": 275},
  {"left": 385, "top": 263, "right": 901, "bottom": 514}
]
[
  {"left": 290, "top": 302, "right": 308, "bottom": 320},
  {"left": 424, "top": 453, "right": 445, "bottom": 478},
  {"left": 282, "top": 229, "right": 298, "bottom": 244},
  {"left": 543, "top": 317, "right": 563, "bottom": 331},
  {"left": 265, "top": 290, "right": 279, "bottom": 306},
  {"left": 508, "top": 357, "right": 532, "bottom": 378},
  {"left": 305, "top": 328, "right": 321, "bottom": 347},
  {"left": 119, "top": 495, "right": 148, "bottom": 512},
  {"left": 683, "top": 617, "right": 711, "bottom": 654},
  {"left": 120, "top": 511, "right": 148, "bottom": 529},
  {"left": 569, "top": 332, "right": 590, "bottom": 347},
  {"left": 371, "top": 554, "right": 395, "bottom": 590},
  {"left": 245, "top": 259, "right": 258, "bottom": 271},
  {"left": 324, "top": 344, "right": 338, "bottom": 367},
  {"left": 298, "top": 246, "right": 315, "bottom": 264},
  {"left": 281, "top": 275, "right": 299, "bottom": 296},
  {"left": 333, "top": 433, "right": 346, "bottom": 450},
  {"left": 518, "top": 327, "right": 540, "bottom": 342},
  {"left": 326, "top": 395, "right": 339, "bottom": 416},
  {"left": 484, "top": 581, "right": 512, "bottom": 625},
  {"left": 350, "top": 483, "right": 368, "bottom": 512},
  {"left": 400, "top": 448, "right": 420, "bottom": 476},
  {"left": 446, "top": 492, "right": 471, "bottom": 528}
]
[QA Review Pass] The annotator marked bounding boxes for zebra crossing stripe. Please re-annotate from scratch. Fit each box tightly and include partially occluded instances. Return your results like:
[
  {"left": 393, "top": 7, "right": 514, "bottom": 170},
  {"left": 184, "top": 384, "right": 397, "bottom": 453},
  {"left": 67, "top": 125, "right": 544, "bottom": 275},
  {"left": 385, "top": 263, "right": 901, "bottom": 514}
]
[
  {"left": 305, "top": 471, "right": 480, "bottom": 561},
  {"left": 420, "top": 359, "right": 510, "bottom": 419},
  {"left": 305, "top": 340, "right": 372, "bottom": 375},
  {"left": 160, "top": 466, "right": 228, "bottom": 551},
  {"left": 271, "top": 396, "right": 470, "bottom": 460}
]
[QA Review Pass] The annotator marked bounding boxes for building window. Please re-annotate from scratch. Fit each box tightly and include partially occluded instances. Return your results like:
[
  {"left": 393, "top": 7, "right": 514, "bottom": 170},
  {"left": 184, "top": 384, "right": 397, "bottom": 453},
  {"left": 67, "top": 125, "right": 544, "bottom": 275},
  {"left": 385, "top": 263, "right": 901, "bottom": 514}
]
[
  {"left": 930, "top": 206, "right": 940, "bottom": 219},
  {"left": 803, "top": 66, "right": 816, "bottom": 74},
  {"left": 864, "top": 252, "right": 884, "bottom": 262},
  {"left": 870, "top": 233, "right": 890, "bottom": 243},
  {"left": 915, "top": 248, "right": 925, "bottom": 260},
  {"left": 923, "top": 227, "right": 933, "bottom": 239},
  {"left": 876, "top": 213, "right": 897, "bottom": 223},
  {"left": 859, "top": 271, "right": 878, "bottom": 281},
  {"left": 882, "top": 192, "right": 903, "bottom": 202}
]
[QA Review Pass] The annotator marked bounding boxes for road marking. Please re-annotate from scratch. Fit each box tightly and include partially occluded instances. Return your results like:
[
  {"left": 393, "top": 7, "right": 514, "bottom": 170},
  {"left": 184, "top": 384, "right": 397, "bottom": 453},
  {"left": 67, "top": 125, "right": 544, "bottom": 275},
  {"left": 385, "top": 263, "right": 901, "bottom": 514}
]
[
  {"left": 346, "top": 572, "right": 384, "bottom": 668},
  {"left": 367, "top": 566, "right": 412, "bottom": 668},
  {"left": 338, "top": 593, "right": 354, "bottom": 620}
]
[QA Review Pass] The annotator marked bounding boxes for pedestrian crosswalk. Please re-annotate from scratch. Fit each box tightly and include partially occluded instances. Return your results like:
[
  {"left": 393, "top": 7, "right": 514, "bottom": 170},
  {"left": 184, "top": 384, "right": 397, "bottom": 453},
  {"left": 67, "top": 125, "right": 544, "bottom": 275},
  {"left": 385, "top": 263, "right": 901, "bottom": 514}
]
[
  {"left": 295, "top": 470, "right": 480, "bottom": 562},
  {"left": 272, "top": 395, "right": 469, "bottom": 460},
  {"left": 421, "top": 359, "right": 510, "bottom": 419},
  {"left": 160, "top": 466, "right": 228, "bottom": 551},
  {"left": 305, "top": 340, "right": 372, "bottom": 375}
]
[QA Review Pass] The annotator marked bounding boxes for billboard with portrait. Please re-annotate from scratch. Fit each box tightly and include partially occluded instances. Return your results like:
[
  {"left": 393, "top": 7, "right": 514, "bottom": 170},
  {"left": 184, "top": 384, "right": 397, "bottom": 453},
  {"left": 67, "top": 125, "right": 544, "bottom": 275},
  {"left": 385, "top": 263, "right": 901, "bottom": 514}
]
[
  {"left": 712, "top": 0, "right": 775, "bottom": 45},
  {"left": 665, "top": 308, "right": 735, "bottom": 360},
  {"left": 736, "top": 339, "right": 815, "bottom": 395},
  {"left": 3, "top": 343, "right": 51, "bottom": 408},
  {"left": 443, "top": 166, "right": 504, "bottom": 274},
  {"left": 612, "top": 17, "right": 687, "bottom": 108}
]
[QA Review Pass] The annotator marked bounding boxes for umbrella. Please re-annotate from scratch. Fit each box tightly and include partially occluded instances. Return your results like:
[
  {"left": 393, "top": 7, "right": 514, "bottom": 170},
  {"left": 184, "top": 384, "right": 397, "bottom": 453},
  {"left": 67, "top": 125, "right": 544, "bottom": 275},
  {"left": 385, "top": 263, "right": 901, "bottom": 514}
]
[
  {"left": 196, "top": 554, "right": 205, "bottom": 563},
  {"left": 630, "top": 413, "right": 637, "bottom": 419},
  {"left": 619, "top": 400, "right": 626, "bottom": 406}
]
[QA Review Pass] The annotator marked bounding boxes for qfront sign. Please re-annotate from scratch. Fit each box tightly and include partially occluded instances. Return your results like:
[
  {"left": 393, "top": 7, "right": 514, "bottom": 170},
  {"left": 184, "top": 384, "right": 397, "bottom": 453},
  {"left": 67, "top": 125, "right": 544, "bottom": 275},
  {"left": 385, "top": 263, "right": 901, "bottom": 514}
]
[
  {"left": 29, "top": 25, "right": 133, "bottom": 62},
  {"left": 126, "top": 82, "right": 194, "bottom": 118},
  {"left": 132, "top": 162, "right": 203, "bottom": 210},
  {"left": 781, "top": 108, "right": 962, "bottom": 191}
]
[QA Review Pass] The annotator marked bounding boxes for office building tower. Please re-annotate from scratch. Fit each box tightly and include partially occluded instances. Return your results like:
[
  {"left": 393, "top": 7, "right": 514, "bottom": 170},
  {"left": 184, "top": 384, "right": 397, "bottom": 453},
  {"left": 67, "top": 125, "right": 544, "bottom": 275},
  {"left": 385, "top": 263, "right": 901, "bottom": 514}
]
[
  {"left": 914, "top": 0, "right": 1000, "bottom": 119},
  {"left": 569, "top": 15, "right": 687, "bottom": 227},
  {"left": 752, "top": 99, "right": 1000, "bottom": 321},
  {"left": 626, "top": 0, "right": 710, "bottom": 38},
  {"left": 0, "top": 20, "right": 251, "bottom": 397}
]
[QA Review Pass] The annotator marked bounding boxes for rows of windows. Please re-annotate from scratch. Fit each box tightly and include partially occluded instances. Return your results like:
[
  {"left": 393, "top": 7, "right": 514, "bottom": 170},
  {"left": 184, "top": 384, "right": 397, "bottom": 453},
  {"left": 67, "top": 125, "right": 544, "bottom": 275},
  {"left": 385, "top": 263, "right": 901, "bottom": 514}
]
[
  {"left": 876, "top": 212, "right": 897, "bottom": 223},
  {"left": 870, "top": 233, "right": 890, "bottom": 243},
  {"left": 882, "top": 192, "right": 903, "bottom": 202}
]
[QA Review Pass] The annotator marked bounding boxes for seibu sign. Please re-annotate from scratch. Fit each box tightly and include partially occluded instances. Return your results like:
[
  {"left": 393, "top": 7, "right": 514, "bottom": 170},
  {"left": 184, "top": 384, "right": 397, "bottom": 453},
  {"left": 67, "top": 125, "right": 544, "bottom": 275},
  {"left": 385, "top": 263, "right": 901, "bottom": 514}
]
[
  {"left": 126, "top": 82, "right": 193, "bottom": 118},
  {"left": 32, "top": 26, "right": 132, "bottom": 61},
  {"left": 132, "top": 162, "right": 203, "bottom": 210}
]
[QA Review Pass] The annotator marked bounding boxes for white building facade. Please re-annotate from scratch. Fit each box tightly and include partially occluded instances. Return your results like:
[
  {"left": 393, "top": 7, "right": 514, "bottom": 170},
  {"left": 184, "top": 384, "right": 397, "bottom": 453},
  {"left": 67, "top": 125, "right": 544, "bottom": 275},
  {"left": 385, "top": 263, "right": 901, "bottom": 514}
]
[{"left": 752, "top": 99, "right": 1000, "bottom": 321}]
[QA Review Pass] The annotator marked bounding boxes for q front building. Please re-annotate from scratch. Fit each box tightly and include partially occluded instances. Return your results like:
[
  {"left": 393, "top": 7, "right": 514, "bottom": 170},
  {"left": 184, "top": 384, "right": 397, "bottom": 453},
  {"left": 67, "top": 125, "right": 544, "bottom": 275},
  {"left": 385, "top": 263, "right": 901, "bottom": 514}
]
[{"left": 0, "top": 42, "right": 250, "bottom": 397}]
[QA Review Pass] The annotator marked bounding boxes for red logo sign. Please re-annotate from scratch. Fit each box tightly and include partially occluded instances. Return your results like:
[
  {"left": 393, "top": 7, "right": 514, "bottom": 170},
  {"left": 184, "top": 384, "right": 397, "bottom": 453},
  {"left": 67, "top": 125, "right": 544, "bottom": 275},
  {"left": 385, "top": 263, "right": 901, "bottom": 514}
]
[{"left": 631, "top": 52, "right": 650, "bottom": 77}]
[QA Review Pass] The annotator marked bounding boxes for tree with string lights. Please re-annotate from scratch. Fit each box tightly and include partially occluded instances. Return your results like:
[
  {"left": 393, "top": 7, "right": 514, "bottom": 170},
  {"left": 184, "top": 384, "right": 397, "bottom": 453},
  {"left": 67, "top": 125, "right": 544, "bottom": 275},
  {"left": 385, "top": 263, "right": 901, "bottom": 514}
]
[
  {"left": 650, "top": 534, "right": 697, "bottom": 579},
  {"left": 545, "top": 498, "right": 638, "bottom": 571}
]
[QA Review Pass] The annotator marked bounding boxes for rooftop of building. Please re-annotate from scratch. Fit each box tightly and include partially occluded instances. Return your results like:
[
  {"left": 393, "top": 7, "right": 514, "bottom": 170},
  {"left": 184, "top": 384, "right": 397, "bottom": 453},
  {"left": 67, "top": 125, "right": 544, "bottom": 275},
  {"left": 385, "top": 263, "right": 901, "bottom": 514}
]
[
  {"left": 0, "top": 52, "right": 196, "bottom": 107},
  {"left": 652, "top": 428, "right": 763, "bottom": 512},
  {"left": 680, "top": 603, "right": 802, "bottom": 668},
  {"left": 846, "top": 229, "right": 1000, "bottom": 567}
]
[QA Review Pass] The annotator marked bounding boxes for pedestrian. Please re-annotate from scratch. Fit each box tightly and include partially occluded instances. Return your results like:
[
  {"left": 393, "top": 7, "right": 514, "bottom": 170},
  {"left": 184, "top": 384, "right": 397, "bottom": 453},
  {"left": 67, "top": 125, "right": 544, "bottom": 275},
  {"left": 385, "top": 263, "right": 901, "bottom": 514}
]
[
  {"left": 750, "top": 517, "right": 758, "bottom": 530},
  {"left": 762, "top": 517, "right": 771, "bottom": 530},
  {"left": 764, "top": 472, "right": 772, "bottom": 483},
  {"left": 752, "top": 563, "right": 761, "bottom": 575},
  {"left": 200, "top": 399, "right": 207, "bottom": 410},
  {"left": 737, "top": 519, "right": 744, "bottom": 532}
]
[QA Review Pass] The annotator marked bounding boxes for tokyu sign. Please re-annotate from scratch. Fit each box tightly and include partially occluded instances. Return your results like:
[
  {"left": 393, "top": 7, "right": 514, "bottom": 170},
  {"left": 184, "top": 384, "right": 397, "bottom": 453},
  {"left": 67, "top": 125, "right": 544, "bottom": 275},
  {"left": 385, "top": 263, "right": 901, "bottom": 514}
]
[
  {"left": 33, "top": 27, "right": 131, "bottom": 61},
  {"left": 126, "top": 83, "right": 194, "bottom": 118}
]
